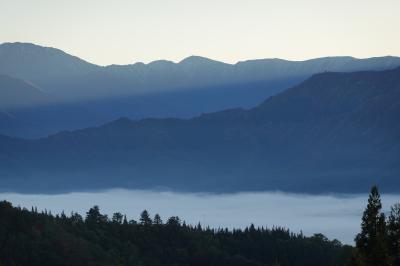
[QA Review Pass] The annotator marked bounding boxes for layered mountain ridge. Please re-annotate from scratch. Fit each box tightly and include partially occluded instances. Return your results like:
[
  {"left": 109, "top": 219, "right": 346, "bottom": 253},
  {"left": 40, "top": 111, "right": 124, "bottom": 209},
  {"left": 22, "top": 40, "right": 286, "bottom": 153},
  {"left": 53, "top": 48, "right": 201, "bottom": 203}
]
[
  {"left": 1, "top": 42, "right": 400, "bottom": 138},
  {"left": 2, "top": 43, "right": 400, "bottom": 98},
  {"left": 1, "top": 67, "right": 399, "bottom": 193}
]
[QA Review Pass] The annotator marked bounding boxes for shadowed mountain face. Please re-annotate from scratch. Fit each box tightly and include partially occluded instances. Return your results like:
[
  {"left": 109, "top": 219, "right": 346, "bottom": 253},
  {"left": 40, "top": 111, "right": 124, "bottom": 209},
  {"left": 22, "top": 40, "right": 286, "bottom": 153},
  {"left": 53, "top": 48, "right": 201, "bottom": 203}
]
[
  {"left": 1, "top": 42, "right": 400, "bottom": 138},
  {"left": 0, "top": 75, "right": 48, "bottom": 108},
  {"left": 1, "top": 68, "right": 399, "bottom": 193}
]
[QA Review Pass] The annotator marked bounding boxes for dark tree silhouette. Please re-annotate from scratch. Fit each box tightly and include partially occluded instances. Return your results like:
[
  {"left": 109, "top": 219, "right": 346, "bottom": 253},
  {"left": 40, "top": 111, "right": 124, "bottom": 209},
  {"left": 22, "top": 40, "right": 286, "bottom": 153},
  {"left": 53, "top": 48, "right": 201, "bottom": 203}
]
[
  {"left": 85, "top": 205, "right": 108, "bottom": 225},
  {"left": 0, "top": 201, "right": 352, "bottom": 266},
  {"left": 139, "top": 209, "right": 152, "bottom": 225},
  {"left": 355, "top": 186, "right": 390, "bottom": 266},
  {"left": 388, "top": 203, "right": 400, "bottom": 265},
  {"left": 112, "top": 212, "right": 123, "bottom": 224},
  {"left": 166, "top": 216, "right": 181, "bottom": 227},
  {"left": 153, "top": 213, "right": 162, "bottom": 225}
]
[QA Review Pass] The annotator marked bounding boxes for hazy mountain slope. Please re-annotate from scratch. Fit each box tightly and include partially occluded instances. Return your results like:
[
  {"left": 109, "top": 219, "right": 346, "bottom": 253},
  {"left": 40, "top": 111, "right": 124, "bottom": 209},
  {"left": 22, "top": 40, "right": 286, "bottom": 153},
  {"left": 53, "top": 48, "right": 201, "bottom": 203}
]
[
  {"left": 0, "top": 43, "right": 99, "bottom": 88},
  {"left": 1, "top": 78, "right": 295, "bottom": 138},
  {"left": 1, "top": 68, "right": 399, "bottom": 193},
  {"left": 236, "top": 56, "right": 400, "bottom": 79},
  {"left": 0, "top": 74, "right": 49, "bottom": 109},
  {"left": 0, "top": 74, "right": 105, "bottom": 137},
  {"left": 1, "top": 42, "right": 400, "bottom": 138},
  {"left": 1, "top": 42, "right": 400, "bottom": 98},
  {"left": 42, "top": 54, "right": 400, "bottom": 99}
]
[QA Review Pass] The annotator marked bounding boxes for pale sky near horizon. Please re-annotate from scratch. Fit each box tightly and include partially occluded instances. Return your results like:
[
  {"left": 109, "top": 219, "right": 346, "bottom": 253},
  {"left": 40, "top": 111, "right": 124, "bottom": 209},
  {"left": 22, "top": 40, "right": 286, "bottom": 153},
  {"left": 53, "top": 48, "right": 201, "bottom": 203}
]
[{"left": 1, "top": 0, "right": 399, "bottom": 66}]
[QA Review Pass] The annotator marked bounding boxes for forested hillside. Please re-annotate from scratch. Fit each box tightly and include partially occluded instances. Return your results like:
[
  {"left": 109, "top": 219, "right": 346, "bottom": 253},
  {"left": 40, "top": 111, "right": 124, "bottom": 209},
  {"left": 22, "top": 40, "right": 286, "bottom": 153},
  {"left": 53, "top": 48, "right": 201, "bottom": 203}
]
[{"left": 0, "top": 201, "right": 352, "bottom": 266}]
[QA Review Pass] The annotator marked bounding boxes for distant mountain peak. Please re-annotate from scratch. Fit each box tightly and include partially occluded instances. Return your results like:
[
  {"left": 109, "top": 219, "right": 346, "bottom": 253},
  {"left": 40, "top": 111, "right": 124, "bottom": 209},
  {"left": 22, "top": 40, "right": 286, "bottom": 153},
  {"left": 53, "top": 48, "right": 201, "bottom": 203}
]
[
  {"left": 147, "top": 59, "right": 175, "bottom": 67},
  {"left": 0, "top": 42, "right": 100, "bottom": 85},
  {"left": 0, "top": 42, "right": 98, "bottom": 66},
  {"left": 237, "top": 58, "right": 289, "bottom": 64},
  {"left": 1, "top": 42, "right": 70, "bottom": 57},
  {"left": 179, "top": 55, "right": 228, "bottom": 65},
  {"left": 1, "top": 42, "right": 40, "bottom": 48}
]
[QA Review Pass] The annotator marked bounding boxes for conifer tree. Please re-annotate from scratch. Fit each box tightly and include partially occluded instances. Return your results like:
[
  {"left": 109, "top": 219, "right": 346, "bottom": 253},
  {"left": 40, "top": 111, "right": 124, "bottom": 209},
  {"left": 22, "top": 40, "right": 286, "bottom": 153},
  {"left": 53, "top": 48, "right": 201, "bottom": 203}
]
[
  {"left": 112, "top": 212, "right": 123, "bottom": 224},
  {"left": 355, "top": 186, "right": 390, "bottom": 266},
  {"left": 153, "top": 213, "right": 162, "bottom": 225},
  {"left": 388, "top": 203, "right": 400, "bottom": 265},
  {"left": 139, "top": 210, "right": 152, "bottom": 225},
  {"left": 166, "top": 216, "right": 180, "bottom": 227},
  {"left": 86, "top": 205, "right": 108, "bottom": 225}
]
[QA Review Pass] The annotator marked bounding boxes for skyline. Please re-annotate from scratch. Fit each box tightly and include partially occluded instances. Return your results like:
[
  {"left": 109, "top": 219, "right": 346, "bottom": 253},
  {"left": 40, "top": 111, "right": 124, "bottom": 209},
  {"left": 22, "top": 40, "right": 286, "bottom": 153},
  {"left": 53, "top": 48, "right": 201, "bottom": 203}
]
[
  {"left": 1, "top": 0, "right": 400, "bottom": 66},
  {"left": 3, "top": 41, "right": 400, "bottom": 67}
]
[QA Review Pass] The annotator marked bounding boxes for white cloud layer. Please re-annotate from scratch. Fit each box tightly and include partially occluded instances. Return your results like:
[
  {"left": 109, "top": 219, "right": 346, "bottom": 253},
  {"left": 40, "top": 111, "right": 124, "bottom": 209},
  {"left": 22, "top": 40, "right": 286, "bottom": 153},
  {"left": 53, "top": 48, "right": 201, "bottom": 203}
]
[{"left": 1, "top": 189, "right": 399, "bottom": 245}]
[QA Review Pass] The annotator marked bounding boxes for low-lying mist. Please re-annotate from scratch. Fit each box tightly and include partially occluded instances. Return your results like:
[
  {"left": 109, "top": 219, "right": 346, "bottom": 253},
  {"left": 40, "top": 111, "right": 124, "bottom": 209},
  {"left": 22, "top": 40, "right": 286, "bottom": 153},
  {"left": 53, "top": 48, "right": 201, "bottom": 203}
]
[{"left": 1, "top": 190, "right": 399, "bottom": 245}]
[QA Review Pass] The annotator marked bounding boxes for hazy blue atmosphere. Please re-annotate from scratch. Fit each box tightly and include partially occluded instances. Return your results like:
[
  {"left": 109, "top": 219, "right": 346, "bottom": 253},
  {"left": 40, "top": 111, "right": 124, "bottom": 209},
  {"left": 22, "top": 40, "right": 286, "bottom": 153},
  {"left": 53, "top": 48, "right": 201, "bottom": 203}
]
[
  {"left": 2, "top": 190, "right": 399, "bottom": 245},
  {"left": 1, "top": 1, "right": 400, "bottom": 264}
]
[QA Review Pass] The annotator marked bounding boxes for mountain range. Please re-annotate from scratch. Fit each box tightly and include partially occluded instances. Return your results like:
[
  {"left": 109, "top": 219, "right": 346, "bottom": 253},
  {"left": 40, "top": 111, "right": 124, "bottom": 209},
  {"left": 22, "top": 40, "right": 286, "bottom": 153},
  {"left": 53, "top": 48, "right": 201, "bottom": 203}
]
[
  {"left": 1, "top": 67, "right": 399, "bottom": 193},
  {"left": 1, "top": 42, "right": 400, "bottom": 137}
]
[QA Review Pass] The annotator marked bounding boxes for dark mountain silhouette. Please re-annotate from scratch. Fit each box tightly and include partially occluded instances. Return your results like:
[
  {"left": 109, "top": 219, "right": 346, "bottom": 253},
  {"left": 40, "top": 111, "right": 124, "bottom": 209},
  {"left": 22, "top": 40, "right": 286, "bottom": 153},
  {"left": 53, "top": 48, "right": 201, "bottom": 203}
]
[{"left": 1, "top": 67, "right": 399, "bottom": 193}]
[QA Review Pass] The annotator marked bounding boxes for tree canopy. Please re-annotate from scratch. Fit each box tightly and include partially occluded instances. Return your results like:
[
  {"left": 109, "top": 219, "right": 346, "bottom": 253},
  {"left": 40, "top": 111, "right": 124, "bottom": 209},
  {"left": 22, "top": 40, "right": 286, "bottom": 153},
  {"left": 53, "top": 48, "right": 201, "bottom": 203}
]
[{"left": 0, "top": 200, "right": 351, "bottom": 266}]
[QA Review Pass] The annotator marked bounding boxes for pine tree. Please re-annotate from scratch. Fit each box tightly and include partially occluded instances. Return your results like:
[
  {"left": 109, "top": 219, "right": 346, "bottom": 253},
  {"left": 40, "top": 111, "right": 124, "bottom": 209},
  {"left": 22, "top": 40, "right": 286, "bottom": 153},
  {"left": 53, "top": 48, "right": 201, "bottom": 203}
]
[
  {"left": 196, "top": 222, "right": 202, "bottom": 231},
  {"left": 388, "top": 203, "right": 400, "bottom": 265},
  {"left": 86, "top": 205, "right": 108, "bottom": 225},
  {"left": 355, "top": 186, "right": 390, "bottom": 266},
  {"left": 153, "top": 213, "right": 162, "bottom": 225},
  {"left": 112, "top": 212, "right": 123, "bottom": 224},
  {"left": 166, "top": 216, "right": 180, "bottom": 227},
  {"left": 139, "top": 210, "right": 152, "bottom": 226},
  {"left": 70, "top": 212, "right": 83, "bottom": 225}
]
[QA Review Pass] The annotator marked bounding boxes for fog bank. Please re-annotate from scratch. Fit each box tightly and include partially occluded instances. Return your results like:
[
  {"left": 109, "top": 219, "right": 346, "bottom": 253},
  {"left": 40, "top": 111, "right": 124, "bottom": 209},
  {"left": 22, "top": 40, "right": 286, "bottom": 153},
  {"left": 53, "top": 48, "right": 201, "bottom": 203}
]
[{"left": 1, "top": 190, "right": 399, "bottom": 245}]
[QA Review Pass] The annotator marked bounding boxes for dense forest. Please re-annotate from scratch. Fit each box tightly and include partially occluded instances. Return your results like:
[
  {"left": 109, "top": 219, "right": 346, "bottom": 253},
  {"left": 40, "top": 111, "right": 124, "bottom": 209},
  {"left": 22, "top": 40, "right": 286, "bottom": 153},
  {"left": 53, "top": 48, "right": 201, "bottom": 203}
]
[
  {"left": 0, "top": 202, "right": 351, "bottom": 265},
  {"left": 0, "top": 186, "right": 399, "bottom": 265}
]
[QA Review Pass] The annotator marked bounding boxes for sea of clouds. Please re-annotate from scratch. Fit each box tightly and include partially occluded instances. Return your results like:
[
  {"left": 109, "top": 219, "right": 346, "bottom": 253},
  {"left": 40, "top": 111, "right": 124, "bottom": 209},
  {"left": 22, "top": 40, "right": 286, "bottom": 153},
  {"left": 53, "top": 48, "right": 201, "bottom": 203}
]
[{"left": 1, "top": 189, "right": 399, "bottom": 245}]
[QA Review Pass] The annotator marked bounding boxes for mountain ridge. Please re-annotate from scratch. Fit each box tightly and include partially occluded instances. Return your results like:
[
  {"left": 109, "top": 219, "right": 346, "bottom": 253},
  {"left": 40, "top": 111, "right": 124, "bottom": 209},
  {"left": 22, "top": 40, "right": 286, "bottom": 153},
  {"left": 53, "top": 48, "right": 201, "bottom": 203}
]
[
  {"left": 3, "top": 42, "right": 398, "bottom": 67},
  {"left": 1, "top": 42, "right": 400, "bottom": 138},
  {"left": 1, "top": 67, "right": 399, "bottom": 193}
]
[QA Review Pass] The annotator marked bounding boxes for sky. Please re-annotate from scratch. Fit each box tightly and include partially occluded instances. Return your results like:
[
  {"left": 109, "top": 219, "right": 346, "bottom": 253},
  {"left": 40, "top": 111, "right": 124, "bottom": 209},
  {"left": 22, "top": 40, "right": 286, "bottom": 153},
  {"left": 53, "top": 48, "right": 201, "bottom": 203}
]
[{"left": 1, "top": 0, "right": 399, "bottom": 66}]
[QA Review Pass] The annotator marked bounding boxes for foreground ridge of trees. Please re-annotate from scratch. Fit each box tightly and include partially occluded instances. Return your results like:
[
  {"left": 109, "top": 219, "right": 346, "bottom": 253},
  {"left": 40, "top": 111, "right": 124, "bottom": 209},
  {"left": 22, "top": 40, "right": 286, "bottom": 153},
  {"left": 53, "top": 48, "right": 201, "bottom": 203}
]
[
  {"left": 0, "top": 202, "right": 351, "bottom": 266},
  {"left": 350, "top": 186, "right": 400, "bottom": 266}
]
